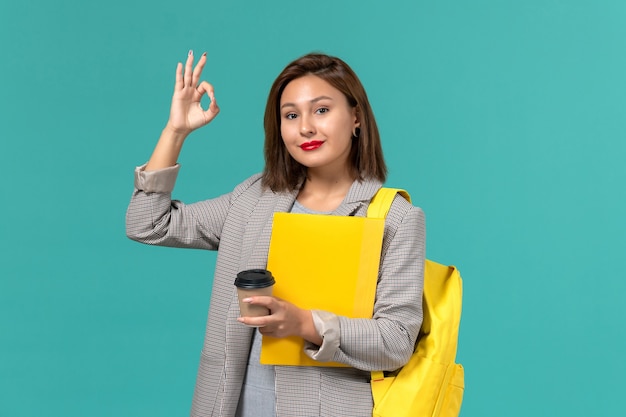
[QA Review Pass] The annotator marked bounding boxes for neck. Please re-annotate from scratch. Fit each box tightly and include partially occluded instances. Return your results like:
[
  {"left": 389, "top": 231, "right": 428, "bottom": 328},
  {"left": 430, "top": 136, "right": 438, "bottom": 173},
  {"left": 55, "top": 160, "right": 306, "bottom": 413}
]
[{"left": 297, "top": 167, "right": 356, "bottom": 212}]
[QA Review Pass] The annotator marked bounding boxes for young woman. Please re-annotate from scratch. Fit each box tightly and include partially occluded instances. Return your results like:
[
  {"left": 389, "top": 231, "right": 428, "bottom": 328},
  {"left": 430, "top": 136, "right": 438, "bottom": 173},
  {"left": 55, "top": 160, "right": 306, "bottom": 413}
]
[{"left": 126, "top": 51, "right": 425, "bottom": 417}]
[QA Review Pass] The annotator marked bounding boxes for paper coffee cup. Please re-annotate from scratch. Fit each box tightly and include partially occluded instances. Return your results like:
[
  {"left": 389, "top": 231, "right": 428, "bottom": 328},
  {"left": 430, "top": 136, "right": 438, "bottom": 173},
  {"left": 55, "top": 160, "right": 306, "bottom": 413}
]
[{"left": 234, "top": 269, "right": 275, "bottom": 318}]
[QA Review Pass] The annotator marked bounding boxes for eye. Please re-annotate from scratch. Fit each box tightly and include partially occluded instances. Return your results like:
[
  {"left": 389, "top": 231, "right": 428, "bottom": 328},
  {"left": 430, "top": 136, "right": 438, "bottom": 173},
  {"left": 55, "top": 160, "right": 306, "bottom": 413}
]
[
  {"left": 316, "top": 107, "right": 329, "bottom": 115},
  {"left": 284, "top": 113, "right": 297, "bottom": 120}
]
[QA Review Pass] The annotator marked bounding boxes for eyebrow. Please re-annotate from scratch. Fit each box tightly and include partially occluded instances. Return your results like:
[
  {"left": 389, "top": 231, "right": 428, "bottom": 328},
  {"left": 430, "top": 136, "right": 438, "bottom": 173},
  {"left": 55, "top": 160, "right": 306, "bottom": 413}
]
[{"left": 280, "top": 96, "right": 334, "bottom": 109}]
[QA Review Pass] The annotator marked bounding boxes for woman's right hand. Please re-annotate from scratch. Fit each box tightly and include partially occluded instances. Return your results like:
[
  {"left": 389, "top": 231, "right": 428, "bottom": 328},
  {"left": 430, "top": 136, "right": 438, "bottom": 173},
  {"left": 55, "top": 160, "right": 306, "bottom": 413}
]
[
  {"left": 166, "top": 50, "right": 220, "bottom": 136},
  {"left": 144, "top": 51, "right": 220, "bottom": 171}
]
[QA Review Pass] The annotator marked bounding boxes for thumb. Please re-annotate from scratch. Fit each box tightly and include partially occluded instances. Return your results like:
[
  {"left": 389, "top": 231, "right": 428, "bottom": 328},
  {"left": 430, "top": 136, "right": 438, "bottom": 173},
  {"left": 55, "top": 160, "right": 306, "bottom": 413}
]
[{"left": 196, "top": 80, "right": 219, "bottom": 122}]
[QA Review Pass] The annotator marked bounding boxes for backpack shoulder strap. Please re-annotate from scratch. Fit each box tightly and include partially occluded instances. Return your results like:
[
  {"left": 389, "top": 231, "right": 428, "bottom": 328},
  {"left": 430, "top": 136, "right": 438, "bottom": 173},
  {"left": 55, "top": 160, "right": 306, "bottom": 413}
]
[
  {"left": 368, "top": 187, "right": 410, "bottom": 384},
  {"left": 367, "top": 188, "right": 411, "bottom": 219}
]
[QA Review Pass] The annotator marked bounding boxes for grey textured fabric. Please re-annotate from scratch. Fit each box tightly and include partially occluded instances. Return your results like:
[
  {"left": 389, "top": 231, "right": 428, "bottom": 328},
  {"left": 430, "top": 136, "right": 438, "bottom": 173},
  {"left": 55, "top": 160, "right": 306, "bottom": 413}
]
[
  {"left": 235, "top": 330, "right": 275, "bottom": 417},
  {"left": 126, "top": 164, "right": 425, "bottom": 417},
  {"left": 235, "top": 198, "right": 319, "bottom": 417}
]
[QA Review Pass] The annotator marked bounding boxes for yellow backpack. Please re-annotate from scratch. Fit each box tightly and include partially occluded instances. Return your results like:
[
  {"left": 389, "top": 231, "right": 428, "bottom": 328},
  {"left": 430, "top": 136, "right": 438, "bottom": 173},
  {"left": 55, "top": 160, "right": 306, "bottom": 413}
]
[{"left": 367, "top": 188, "right": 465, "bottom": 417}]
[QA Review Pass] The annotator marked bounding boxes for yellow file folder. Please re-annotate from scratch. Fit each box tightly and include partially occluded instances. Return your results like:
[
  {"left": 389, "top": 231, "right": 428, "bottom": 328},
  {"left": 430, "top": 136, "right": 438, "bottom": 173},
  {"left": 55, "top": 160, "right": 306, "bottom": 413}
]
[{"left": 260, "top": 212, "right": 385, "bottom": 367}]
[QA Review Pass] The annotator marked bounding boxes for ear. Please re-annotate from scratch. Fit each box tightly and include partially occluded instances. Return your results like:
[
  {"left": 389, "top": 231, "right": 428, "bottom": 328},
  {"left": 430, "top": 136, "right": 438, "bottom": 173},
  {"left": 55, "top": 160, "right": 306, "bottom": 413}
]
[{"left": 353, "top": 106, "right": 361, "bottom": 128}]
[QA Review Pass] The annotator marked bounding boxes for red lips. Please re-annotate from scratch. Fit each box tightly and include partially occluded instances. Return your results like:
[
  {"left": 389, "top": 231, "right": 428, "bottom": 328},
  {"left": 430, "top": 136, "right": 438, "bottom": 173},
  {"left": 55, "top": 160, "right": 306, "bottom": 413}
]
[{"left": 300, "top": 141, "right": 323, "bottom": 151}]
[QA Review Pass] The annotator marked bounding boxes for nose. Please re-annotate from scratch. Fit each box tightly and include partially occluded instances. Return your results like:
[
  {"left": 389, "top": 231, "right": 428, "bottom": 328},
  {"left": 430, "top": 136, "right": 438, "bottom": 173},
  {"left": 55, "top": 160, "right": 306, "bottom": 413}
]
[{"left": 299, "top": 115, "right": 315, "bottom": 137}]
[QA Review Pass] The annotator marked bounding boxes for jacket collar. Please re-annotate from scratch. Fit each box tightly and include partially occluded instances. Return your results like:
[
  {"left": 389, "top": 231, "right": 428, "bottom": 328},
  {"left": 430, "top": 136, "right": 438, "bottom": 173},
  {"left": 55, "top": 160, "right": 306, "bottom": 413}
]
[
  {"left": 334, "top": 177, "right": 383, "bottom": 217},
  {"left": 267, "top": 177, "right": 383, "bottom": 217}
]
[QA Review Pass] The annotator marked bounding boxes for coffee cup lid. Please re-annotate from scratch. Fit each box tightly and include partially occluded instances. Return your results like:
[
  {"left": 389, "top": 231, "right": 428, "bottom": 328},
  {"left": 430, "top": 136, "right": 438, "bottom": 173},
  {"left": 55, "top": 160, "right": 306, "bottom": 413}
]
[{"left": 234, "top": 269, "right": 275, "bottom": 289}]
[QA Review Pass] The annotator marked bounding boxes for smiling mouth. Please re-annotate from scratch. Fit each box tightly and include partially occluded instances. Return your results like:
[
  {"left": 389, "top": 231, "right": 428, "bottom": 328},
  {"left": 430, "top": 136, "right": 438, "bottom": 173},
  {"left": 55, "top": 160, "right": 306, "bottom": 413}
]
[{"left": 300, "top": 141, "right": 323, "bottom": 151}]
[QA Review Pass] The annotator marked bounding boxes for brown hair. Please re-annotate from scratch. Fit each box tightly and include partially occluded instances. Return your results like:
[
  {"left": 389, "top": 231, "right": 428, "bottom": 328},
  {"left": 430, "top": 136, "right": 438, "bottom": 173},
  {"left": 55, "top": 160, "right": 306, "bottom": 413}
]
[{"left": 262, "top": 53, "right": 387, "bottom": 192}]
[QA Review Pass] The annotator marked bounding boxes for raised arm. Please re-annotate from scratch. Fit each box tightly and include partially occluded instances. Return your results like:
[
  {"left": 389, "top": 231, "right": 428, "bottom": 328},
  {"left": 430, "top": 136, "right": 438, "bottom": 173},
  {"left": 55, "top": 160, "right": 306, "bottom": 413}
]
[
  {"left": 126, "top": 51, "right": 226, "bottom": 250},
  {"left": 146, "top": 50, "right": 220, "bottom": 171}
]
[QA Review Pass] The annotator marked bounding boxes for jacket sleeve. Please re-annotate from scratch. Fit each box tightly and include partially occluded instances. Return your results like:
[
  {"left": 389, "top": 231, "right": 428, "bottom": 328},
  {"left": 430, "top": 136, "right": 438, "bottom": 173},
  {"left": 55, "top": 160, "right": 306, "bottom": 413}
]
[
  {"left": 125, "top": 164, "right": 260, "bottom": 250},
  {"left": 304, "top": 196, "right": 425, "bottom": 372}
]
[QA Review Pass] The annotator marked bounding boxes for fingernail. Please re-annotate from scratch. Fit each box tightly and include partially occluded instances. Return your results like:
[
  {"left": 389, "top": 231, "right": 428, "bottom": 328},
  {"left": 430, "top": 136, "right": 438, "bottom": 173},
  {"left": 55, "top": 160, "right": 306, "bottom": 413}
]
[
  {"left": 188, "top": 49, "right": 193, "bottom": 56},
  {"left": 202, "top": 52, "right": 207, "bottom": 57},
  {"left": 237, "top": 317, "right": 244, "bottom": 323},
  {"left": 242, "top": 298, "right": 252, "bottom": 303}
]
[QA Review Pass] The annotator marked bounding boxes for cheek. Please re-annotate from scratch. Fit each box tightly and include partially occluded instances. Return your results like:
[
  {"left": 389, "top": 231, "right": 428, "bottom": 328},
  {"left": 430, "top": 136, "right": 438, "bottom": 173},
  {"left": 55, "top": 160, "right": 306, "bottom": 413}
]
[
  {"left": 324, "top": 115, "right": 352, "bottom": 135},
  {"left": 280, "top": 123, "right": 292, "bottom": 142}
]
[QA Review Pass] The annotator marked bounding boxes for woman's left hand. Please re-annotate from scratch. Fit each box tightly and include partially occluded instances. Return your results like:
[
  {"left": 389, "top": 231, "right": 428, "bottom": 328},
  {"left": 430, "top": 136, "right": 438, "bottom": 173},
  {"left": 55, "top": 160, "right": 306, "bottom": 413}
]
[{"left": 238, "top": 296, "right": 323, "bottom": 345}]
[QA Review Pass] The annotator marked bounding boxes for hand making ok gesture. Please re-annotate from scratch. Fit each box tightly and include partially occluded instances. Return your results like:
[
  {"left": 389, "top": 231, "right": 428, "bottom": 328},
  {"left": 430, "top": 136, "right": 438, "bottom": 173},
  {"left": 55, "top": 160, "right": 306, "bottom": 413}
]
[
  {"left": 145, "top": 51, "right": 220, "bottom": 170},
  {"left": 166, "top": 50, "right": 220, "bottom": 135}
]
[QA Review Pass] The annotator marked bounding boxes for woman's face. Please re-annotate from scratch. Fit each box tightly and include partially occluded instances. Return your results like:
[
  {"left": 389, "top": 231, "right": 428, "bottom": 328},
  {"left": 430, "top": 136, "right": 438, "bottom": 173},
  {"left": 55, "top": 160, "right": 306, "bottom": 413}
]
[{"left": 279, "top": 75, "right": 359, "bottom": 175}]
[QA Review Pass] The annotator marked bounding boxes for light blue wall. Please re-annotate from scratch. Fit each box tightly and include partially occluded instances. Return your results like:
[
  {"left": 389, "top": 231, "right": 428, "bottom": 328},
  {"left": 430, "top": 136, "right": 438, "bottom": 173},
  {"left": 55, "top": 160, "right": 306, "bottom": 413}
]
[{"left": 1, "top": 1, "right": 624, "bottom": 415}]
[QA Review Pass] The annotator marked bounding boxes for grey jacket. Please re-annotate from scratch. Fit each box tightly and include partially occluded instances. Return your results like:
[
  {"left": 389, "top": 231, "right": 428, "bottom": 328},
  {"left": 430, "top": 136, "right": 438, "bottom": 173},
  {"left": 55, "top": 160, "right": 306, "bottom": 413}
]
[{"left": 126, "top": 164, "right": 425, "bottom": 417}]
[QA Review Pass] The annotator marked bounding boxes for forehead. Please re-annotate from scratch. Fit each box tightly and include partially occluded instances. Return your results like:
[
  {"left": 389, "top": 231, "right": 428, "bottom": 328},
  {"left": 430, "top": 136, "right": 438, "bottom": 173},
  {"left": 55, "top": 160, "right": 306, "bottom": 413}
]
[{"left": 280, "top": 74, "right": 346, "bottom": 104}]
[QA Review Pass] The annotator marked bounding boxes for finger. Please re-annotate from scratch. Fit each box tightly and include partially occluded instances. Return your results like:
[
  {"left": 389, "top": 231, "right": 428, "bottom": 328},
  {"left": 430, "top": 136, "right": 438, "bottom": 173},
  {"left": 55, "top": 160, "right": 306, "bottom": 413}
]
[
  {"left": 244, "top": 295, "right": 275, "bottom": 308},
  {"left": 192, "top": 52, "right": 207, "bottom": 86},
  {"left": 174, "top": 62, "right": 183, "bottom": 91},
  {"left": 196, "top": 81, "right": 220, "bottom": 117},
  {"left": 208, "top": 96, "right": 219, "bottom": 114},
  {"left": 184, "top": 50, "right": 194, "bottom": 86},
  {"left": 196, "top": 80, "right": 216, "bottom": 98},
  {"left": 237, "top": 316, "right": 268, "bottom": 327}
]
